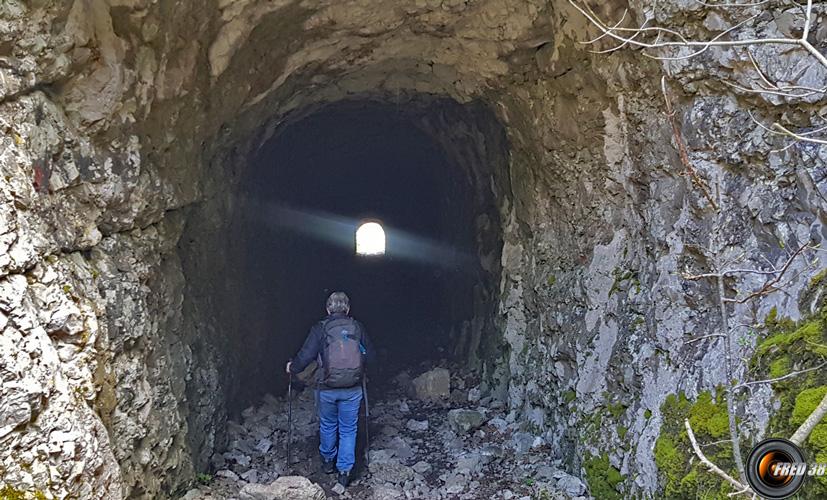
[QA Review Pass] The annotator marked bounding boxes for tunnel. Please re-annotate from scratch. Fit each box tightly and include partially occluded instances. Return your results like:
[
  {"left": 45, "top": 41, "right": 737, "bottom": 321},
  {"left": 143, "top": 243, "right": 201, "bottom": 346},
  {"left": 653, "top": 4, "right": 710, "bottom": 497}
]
[
  {"left": 188, "top": 98, "right": 508, "bottom": 411},
  {"left": 4, "top": 1, "right": 827, "bottom": 498}
]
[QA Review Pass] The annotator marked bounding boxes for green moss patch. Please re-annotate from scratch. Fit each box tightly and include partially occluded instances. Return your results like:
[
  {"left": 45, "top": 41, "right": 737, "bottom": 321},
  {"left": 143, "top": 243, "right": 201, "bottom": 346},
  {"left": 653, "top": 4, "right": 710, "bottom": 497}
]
[
  {"left": 584, "top": 453, "right": 623, "bottom": 500},
  {"left": 0, "top": 486, "right": 25, "bottom": 500},
  {"left": 749, "top": 287, "right": 827, "bottom": 497},
  {"left": 607, "top": 402, "right": 627, "bottom": 419},
  {"left": 791, "top": 386, "right": 827, "bottom": 426},
  {"left": 769, "top": 356, "right": 790, "bottom": 379},
  {"left": 617, "top": 425, "right": 628, "bottom": 440},
  {"left": 0, "top": 486, "right": 47, "bottom": 500},
  {"left": 653, "top": 390, "right": 736, "bottom": 498}
]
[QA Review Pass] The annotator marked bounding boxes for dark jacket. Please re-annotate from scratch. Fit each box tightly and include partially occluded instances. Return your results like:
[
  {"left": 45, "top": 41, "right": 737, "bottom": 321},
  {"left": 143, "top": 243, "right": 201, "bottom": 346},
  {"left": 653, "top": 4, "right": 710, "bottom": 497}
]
[{"left": 289, "top": 312, "right": 374, "bottom": 389}]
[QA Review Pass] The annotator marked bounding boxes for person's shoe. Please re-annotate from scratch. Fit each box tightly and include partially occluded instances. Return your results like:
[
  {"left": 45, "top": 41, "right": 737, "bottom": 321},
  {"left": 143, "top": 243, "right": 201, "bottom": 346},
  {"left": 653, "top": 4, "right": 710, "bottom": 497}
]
[
  {"left": 337, "top": 470, "right": 351, "bottom": 487},
  {"left": 321, "top": 458, "right": 336, "bottom": 474}
]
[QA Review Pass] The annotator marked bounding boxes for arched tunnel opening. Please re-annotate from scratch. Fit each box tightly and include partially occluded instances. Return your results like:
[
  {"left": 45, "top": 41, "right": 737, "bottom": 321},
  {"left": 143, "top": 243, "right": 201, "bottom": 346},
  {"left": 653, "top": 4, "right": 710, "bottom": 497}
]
[
  {"left": 180, "top": 96, "right": 509, "bottom": 418},
  {"left": 8, "top": 1, "right": 826, "bottom": 498}
]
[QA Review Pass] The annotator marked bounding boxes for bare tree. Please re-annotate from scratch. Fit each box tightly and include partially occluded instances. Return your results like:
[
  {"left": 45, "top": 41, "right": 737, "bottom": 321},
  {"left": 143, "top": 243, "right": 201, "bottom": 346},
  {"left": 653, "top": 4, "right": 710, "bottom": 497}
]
[
  {"left": 569, "top": 0, "right": 827, "bottom": 146},
  {"left": 569, "top": 2, "right": 827, "bottom": 495}
]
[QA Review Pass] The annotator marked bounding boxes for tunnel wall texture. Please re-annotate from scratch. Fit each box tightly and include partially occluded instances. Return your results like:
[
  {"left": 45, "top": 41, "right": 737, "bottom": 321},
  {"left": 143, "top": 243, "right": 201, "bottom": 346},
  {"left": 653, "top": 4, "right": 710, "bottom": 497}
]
[{"left": 1, "top": 0, "right": 826, "bottom": 498}]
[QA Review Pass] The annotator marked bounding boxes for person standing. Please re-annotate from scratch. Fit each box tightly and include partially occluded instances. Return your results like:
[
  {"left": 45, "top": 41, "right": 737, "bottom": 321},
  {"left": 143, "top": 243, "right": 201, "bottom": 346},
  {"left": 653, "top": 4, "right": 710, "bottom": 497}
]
[{"left": 285, "top": 292, "right": 372, "bottom": 488}]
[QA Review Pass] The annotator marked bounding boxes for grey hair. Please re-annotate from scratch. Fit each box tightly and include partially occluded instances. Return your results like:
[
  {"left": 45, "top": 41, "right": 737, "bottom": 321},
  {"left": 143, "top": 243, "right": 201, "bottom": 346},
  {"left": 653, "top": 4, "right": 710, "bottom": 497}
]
[{"left": 326, "top": 291, "right": 350, "bottom": 314}]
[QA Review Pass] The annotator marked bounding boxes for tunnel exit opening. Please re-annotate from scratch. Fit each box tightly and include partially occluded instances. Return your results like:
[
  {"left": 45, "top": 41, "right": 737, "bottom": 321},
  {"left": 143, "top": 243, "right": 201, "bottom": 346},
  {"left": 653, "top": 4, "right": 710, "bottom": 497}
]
[
  {"left": 181, "top": 96, "right": 510, "bottom": 417},
  {"left": 355, "top": 222, "right": 385, "bottom": 256}
]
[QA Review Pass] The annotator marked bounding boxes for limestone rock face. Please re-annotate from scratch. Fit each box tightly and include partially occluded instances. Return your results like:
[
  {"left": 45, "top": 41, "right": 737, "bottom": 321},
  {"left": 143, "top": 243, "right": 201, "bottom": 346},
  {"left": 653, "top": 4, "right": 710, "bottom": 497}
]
[{"left": 1, "top": 0, "right": 825, "bottom": 498}]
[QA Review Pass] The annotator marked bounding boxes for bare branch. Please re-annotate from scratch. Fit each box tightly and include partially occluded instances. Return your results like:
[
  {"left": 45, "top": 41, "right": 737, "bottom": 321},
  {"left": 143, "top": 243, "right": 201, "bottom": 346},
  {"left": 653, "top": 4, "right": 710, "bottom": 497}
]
[
  {"left": 685, "top": 419, "right": 752, "bottom": 494},
  {"left": 685, "top": 333, "right": 726, "bottom": 344},
  {"left": 694, "top": 0, "right": 771, "bottom": 7},
  {"left": 790, "top": 389, "right": 827, "bottom": 446},
  {"left": 728, "top": 486, "right": 753, "bottom": 497},
  {"left": 570, "top": 0, "right": 827, "bottom": 147},
  {"left": 772, "top": 122, "right": 827, "bottom": 146},
  {"left": 735, "top": 360, "right": 827, "bottom": 390},
  {"left": 568, "top": 0, "right": 824, "bottom": 62},
  {"left": 724, "top": 244, "right": 814, "bottom": 304},
  {"left": 806, "top": 339, "right": 827, "bottom": 350}
]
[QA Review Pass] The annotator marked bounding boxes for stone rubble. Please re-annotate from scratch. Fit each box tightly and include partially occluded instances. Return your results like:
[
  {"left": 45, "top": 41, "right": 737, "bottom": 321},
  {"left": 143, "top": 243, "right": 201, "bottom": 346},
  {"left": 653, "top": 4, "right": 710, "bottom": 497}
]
[{"left": 185, "top": 365, "right": 592, "bottom": 500}]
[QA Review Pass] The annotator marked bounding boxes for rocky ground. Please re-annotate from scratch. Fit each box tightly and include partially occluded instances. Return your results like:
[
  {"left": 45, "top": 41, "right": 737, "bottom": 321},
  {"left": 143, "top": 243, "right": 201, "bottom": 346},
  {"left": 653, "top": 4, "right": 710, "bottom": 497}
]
[{"left": 180, "top": 364, "right": 592, "bottom": 500}]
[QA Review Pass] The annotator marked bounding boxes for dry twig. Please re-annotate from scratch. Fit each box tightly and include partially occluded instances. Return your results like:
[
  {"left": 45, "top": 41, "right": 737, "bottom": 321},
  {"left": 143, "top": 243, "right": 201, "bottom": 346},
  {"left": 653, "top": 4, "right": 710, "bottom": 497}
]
[
  {"left": 735, "top": 360, "right": 827, "bottom": 390},
  {"left": 684, "top": 419, "right": 753, "bottom": 494}
]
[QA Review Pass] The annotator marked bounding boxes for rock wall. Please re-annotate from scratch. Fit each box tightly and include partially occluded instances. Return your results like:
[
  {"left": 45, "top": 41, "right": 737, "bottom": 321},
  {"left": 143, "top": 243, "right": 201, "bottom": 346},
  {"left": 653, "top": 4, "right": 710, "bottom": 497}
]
[{"left": 1, "top": 0, "right": 826, "bottom": 498}]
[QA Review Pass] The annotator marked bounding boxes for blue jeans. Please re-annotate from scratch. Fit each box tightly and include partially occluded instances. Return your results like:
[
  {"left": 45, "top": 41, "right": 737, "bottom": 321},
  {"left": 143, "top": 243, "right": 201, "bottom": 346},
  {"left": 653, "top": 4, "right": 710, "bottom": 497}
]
[{"left": 318, "top": 386, "right": 363, "bottom": 473}]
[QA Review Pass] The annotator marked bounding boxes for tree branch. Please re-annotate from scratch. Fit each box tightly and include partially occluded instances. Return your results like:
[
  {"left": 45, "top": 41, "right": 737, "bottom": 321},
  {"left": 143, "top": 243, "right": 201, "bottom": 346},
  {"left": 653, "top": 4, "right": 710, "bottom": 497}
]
[
  {"left": 725, "top": 244, "right": 814, "bottom": 304},
  {"left": 685, "top": 333, "right": 727, "bottom": 344},
  {"left": 735, "top": 360, "right": 827, "bottom": 390},
  {"left": 790, "top": 389, "right": 827, "bottom": 446},
  {"left": 570, "top": 0, "right": 827, "bottom": 146},
  {"left": 685, "top": 419, "right": 752, "bottom": 494}
]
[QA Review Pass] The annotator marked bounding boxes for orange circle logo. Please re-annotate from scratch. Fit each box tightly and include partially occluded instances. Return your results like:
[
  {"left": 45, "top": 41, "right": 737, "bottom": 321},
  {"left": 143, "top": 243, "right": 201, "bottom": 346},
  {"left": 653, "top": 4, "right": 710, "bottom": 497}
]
[{"left": 746, "top": 439, "right": 806, "bottom": 499}]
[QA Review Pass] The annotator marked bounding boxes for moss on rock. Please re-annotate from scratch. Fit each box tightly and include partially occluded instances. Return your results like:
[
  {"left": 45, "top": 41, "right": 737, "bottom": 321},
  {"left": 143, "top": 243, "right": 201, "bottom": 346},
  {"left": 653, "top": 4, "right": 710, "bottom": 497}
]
[
  {"left": 0, "top": 486, "right": 25, "bottom": 500},
  {"left": 653, "top": 389, "right": 736, "bottom": 498},
  {"left": 769, "top": 355, "right": 790, "bottom": 379},
  {"left": 749, "top": 289, "right": 827, "bottom": 497},
  {"left": 0, "top": 486, "right": 47, "bottom": 500},
  {"left": 583, "top": 453, "right": 623, "bottom": 500}
]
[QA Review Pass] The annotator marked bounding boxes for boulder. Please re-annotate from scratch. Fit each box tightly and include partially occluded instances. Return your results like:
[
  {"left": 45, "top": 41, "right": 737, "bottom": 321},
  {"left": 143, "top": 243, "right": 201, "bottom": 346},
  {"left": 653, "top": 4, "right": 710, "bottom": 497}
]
[
  {"left": 406, "top": 419, "right": 429, "bottom": 431},
  {"left": 254, "top": 438, "right": 272, "bottom": 454},
  {"left": 447, "top": 409, "right": 485, "bottom": 434},
  {"left": 215, "top": 469, "right": 239, "bottom": 481},
  {"left": 553, "top": 470, "right": 587, "bottom": 497},
  {"left": 509, "top": 431, "right": 542, "bottom": 454},
  {"left": 411, "top": 368, "right": 450, "bottom": 400},
  {"left": 467, "top": 387, "right": 481, "bottom": 402},
  {"left": 370, "top": 484, "right": 405, "bottom": 499},
  {"left": 240, "top": 469, "right": 259, "bottom": 483},
  {"left": 412, "top": 461, "right": 431, "bottom": 474},
  {"left": 239, "top": 476, "right": 325, "bottom": 500},
  {"left": 487, "top": 417, "right": 508, "bottom": 433}
]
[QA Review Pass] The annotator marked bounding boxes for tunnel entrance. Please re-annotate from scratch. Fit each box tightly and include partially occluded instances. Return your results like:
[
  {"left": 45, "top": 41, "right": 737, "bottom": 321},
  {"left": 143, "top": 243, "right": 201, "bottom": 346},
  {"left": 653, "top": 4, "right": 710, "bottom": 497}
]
[{"left": 180, "top": 96, "right": 509, "bottom": 418}]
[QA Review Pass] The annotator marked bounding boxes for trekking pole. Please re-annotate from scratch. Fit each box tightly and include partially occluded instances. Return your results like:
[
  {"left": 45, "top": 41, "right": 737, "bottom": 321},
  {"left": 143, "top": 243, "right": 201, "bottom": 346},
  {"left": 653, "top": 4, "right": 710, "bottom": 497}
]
[
  {"left": 362, "top": 376, "right": 370, "bottom": 468},
  {"left": 287, "top": 371, "right": 293, "bottom": 466}
]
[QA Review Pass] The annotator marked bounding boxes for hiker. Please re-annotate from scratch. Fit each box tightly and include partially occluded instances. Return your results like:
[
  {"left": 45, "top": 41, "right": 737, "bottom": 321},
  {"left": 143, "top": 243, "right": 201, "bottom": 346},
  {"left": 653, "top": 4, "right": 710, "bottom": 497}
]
[{"left": 285, "top": 291, "right": 373, "bottom": 488}]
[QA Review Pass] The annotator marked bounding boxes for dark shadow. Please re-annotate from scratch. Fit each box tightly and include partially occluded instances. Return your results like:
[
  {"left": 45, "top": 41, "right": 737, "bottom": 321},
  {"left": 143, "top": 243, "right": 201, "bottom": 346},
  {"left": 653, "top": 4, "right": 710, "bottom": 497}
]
[{"left": 222, "top": 99, "right": 504, "bottom": 413}]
